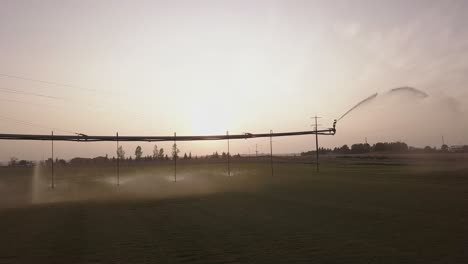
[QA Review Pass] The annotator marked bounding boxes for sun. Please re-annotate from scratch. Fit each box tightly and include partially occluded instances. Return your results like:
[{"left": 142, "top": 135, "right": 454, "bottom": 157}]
[{"left": 188, "top": 105, "right": 236, "bottom": 135}]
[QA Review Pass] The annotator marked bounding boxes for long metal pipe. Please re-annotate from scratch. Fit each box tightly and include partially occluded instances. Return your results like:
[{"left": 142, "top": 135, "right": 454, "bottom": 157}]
[{"left": 0, "top": 129, "right": 336, "bottom": 142}]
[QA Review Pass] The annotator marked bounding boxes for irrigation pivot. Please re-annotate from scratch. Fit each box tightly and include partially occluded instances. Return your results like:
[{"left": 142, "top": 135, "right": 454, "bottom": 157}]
[
  {"left": 1, "top": 127, "right": 337, "bottom": 183},
  {"left": 0, "top": 129, "right": 336, "bottom": 142}
]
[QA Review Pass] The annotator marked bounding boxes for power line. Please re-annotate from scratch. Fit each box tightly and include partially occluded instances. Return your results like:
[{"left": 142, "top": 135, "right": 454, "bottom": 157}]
[
  {"left": 0, "top": 114, "right": 77, "bottom": 134},
  {"left": 0, "top": 87, "right": 65, "bottom": 100},
  {"left": 0, "top": 73, "right": 108, "bottom": 93},
  {"left": 0, "top": 97, "right": 155, "bottom": 136},
  {"left": 0, "top": 87, "right": 106, "bottom": 112},
  {"left": 0, "top": 98, "right": 63, "bottom": 110},
  {"left": 0, "top": 87, "right": 102, "bottom": 109},
  {"left": 0, "top": 87, "right": 155, "bottom": 124}
]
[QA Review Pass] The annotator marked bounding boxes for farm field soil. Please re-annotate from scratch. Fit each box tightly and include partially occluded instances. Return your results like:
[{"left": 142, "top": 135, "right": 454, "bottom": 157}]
[{"left": 0, "top": 160, "right": 467, "bottom": 263}]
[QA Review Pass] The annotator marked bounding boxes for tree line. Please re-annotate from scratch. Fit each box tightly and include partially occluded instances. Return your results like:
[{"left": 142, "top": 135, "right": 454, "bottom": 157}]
[
  {"left": 301, "top": 141, "right": 461, "bottom": 156},
  {"left": 5, "top": 142, "right": 467, "bottom": 167},
  {"left": 115, "top": 144, "right": 240, "bottom": 161},
  {"left": 5, "top": 143, "right": 242, "bottom": 167}
]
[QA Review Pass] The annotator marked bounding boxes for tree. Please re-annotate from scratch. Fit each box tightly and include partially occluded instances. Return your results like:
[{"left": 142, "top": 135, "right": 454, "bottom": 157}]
[
  {"left": 8, "top": 157, "right": 18, "bottom": 166},
  {"left": 189, "top": 152, "right": 192, "bottom": 159},
  {"left": 441, "top": 144, "right": 449, "bottom": 152},
  {"left": 183, "top": 153, "right": 188, "bottom": 159},
  {"left": 117, "top": 146, "right": 125, "bottom": 159},
  {"left": 372, "top": 142, "right": 408, "bottom": 152},
  {"left": 374, "top": 142, "right": 385, "bottom": 152},
  {"left": 351, "top": 143, "right": 371, "bottom": 154},
  {"left": 340, "top": 145, "right": 350, "bottom": 153},
  {"left": 135, "top": 146, "right": 143, "bottom": 160},
  {"left": 172, "top": 143, "right": 180, "bottom": 159},
  {"left": 152, "top": 145, "right": 158, "bottom": 159},
  {"left": 158, "top": 148, "right": 165, "bottom": 159},
  {"left": 18, "top": 160, "right": 33, "bottom": 167},
  {"left": 424, "top": 146, "right": 433, "bottom": 153}
]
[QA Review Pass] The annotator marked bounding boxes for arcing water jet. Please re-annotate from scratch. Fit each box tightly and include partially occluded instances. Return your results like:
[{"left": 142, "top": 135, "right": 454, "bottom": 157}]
[{"left": 337, "top": 93, "right": 378, "bottom": 122}]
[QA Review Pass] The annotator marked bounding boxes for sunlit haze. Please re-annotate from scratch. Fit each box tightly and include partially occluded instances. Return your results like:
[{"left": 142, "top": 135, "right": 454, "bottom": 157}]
[{"left": 1, "top": 0, "right": 467, "bottom": 161}]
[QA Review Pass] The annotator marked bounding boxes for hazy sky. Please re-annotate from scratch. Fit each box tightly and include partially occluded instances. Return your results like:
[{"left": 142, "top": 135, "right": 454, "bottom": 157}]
[{"left": 1, "top": 0, "right": 467, "bottom": 161}]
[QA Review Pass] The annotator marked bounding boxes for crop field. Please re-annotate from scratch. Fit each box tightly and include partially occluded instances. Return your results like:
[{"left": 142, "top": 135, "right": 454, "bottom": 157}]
[{"left": 0, "top": 155, "right": 467, "bottom": 263}]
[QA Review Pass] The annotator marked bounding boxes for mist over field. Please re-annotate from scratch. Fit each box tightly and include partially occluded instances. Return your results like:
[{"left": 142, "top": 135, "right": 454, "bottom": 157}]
[{"left": 1, "top": 156, "right": 468, "bottom": 263}]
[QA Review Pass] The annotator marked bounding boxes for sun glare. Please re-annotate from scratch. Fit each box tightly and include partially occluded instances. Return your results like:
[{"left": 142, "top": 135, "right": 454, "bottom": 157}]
[{"left": 188, "top": 105, "right": 235, "bottom": 135}]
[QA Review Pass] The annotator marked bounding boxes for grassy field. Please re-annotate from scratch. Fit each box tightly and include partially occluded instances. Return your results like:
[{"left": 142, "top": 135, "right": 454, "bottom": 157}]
[{"left": 0, "top": 155, "right": 467, "bottom": 263}]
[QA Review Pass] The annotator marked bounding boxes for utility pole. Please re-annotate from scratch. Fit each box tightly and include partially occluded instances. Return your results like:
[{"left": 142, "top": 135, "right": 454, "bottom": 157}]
[
  {"left": 270, "top": 130, "right": 273, "bottom": 177},
  {"left": 227, "top": 130, "right": 230, "bottom": 176},
  {"left": 51, "top": 131, "right": 54, "bottom": 189},
  {"left": 116, "top": 132, "right": 119, "bottom": 186},
  {"left": 174, "top": 132, "right": 177, "bottom": 182},
  {"left": 442, "top": 135, "right": 445, "bottom": 146}
]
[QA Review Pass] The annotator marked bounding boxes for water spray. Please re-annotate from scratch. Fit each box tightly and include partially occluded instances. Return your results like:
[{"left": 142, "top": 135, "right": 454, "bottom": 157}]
[
  {"left": 334, "top": 86, "right": 430, "bottom": 129},
  {"left": 387, "top": 87, "right": 428, "bottom": 98},
  {"left": 337, "top": 93, "right": 379, "bottom": 122}
]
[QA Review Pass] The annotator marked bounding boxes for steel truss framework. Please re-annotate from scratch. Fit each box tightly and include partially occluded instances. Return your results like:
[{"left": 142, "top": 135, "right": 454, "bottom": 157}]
[{"left": 0, "top": 128, "right": 336, "bottom": 187}]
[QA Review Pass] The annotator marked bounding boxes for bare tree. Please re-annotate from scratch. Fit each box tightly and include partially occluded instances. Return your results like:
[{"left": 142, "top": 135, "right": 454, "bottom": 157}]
[
  {"left": 152, "top": 145, "right": 158, "bottom": 159},
  {"left": 8, "top": 157, "right": 18, "bottom": 166},
  {"left": 135, "top": 146, "right": 143, "bottom": 160},
  {"left": 158, "top": 148, "right": 165, "bottom": 159},
  {"left": 117, "top": 146, "right": 125, "bottom": 159},
  {"left": 172, "top": 143, "right": 180, "bottom": 159}
]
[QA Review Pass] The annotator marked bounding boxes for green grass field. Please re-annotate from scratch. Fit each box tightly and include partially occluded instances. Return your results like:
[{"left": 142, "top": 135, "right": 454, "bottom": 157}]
[{"left": 0, "top": 156, "right": 467, "bottom": 263}]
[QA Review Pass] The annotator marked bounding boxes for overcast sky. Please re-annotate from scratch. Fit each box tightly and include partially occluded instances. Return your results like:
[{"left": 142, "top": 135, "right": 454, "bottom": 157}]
[{"left": 1, "top": 0, "right": 467, "bottom": 161}]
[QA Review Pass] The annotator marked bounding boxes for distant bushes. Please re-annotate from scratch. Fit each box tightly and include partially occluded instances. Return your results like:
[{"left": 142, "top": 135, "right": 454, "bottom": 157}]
[
  {"left": 300, "top": 141, "right": 459, "bottom": 156},
  {"left": 7, "top": 157, "right": 34, "bottom": 167},
  {"left": 373, "top": 142, "right": 408, "bottom": 152},
  {"left": 350, "top": 143, "right": 372, "bottom": 153},
  {"left": 5, "top": 142, "right": 468, "bottom": 167}
]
